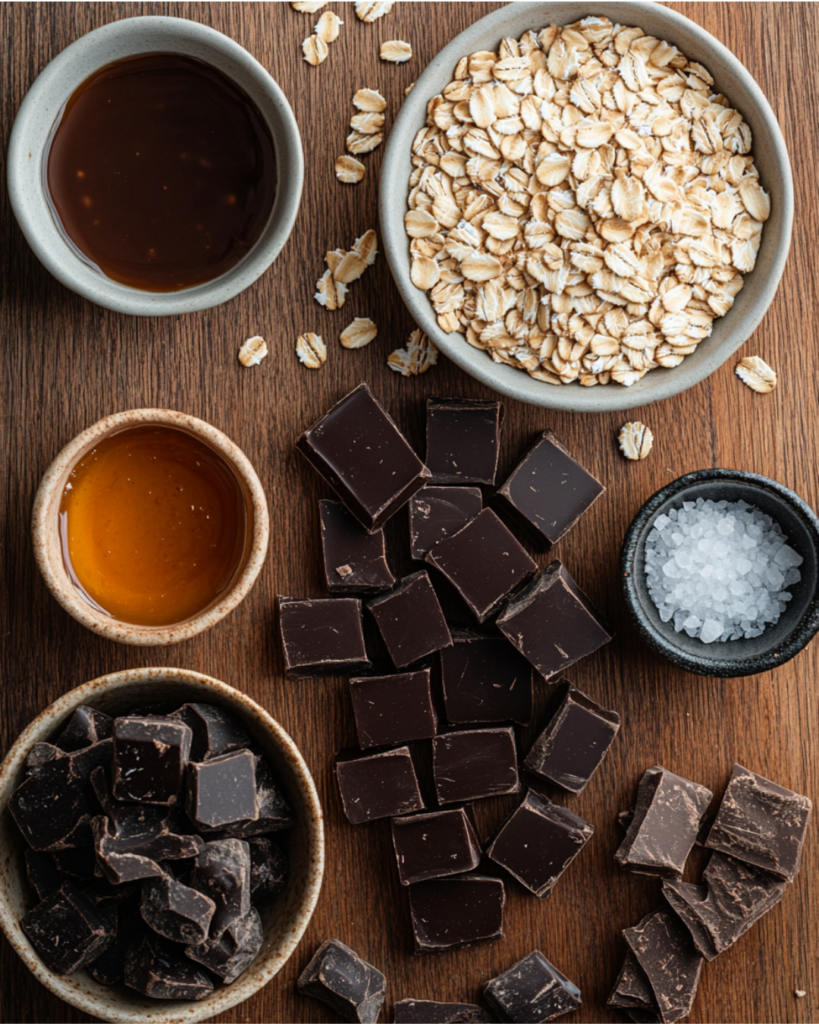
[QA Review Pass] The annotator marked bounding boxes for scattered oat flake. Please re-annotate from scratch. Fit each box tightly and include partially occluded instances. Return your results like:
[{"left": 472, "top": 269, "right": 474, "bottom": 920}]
[
  {"left": 618, "top": 421, "right": 654, "bottom": 460},
  {"left": 346, "top": 130, "right": 383, "bottom": 155},
  {"left": 315, "top": 10, "right": 342, "bottom": 43},
  {"left": 388, "top": 328, "right": 438, "bottom": 376},
  {"left": 350, "top": 112, "right": 385, "bottom": 135},
  {"left": 296, "top": 332, "right": 327, "bottom": 369},
  {"left": 291, "top": 0, "right": 327, "bottom": 11},
  {"left": 355, "top": 0, "right": 395, "bottom": 22},
  {"left": 302, "top": 34, "right": 329, "bottom": 65},
  {"left": 335, "top": 155, "right": 365, "bottom": 184},
  {"left": 795, "top": 991, "right": 806, "bottom": 999},
  {"left": 340, "top": 317, "right": 378, "bottom": 349},
  {"left": 353, "top": 229, "right": 379, "bottom": 265},
  {"left": 736, "top": 356, "right": 777, "bottom": 394},
  {"left": 381, "top": 39, "right": 412, "bottom": 63},
  {"left": 314, "top": 269, "right": 347, "bottom": 309},
  {"left": 333, "top": 251, "right": 368, "bottom": 284},
  {"left": 238, "top": 336, "right": 268, "bottom": 367},
  {"left": 353, "top": 88, "right": 386, "bottom": 113}
]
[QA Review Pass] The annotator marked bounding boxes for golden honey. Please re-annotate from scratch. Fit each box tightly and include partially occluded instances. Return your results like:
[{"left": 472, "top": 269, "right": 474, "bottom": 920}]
[{"left": 59, "top": 425, "right": 249, "bottom": 626}]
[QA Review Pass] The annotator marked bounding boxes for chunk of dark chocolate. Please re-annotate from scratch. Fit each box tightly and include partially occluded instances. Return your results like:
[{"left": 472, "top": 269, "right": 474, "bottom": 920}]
[
  {"left": 22, "top": 881, "right": 115, "bottom": 974},
  {"left": 426, "top": 509, "right": 537, "bottom": 623},
  {"left": 349, "top": 669, "right": 437, "bottom": 749},
  {"left": 296, "top": 383, "right": 430, "bottom": 532},
  {"left": 409, "top": 486, "right": 483, "bottom": 561},
  {"left": 68, "top": 737, "right": 114, "bottom": 782},
  {"left": 440, "top": 631, "right": 533, "bottom": 727},
  {"left": 368, "top": 572, "right": 452, "bottom": 668},
  {"left": 51, "top": 847, "right": 96, "bottom": 881},
  {"left": 624, "top": 908, "right": 703, "bottom": 1023},
  {"left": 170, "top": 702, "right": 251, "bottom": 762},
  {"left": 190, "top": 839, "right": 251, "bottom": 937},
  {"left": 25, "top": 849, "right": 64, "bottom": 901},
  {"left": 425, "top": 397, "right": 503, "bottom": 486},
  {"left": 409, "top": 875, "right": 505, "bottom": 953},
  {"left": 336, "top": 747, "right": 425, "bottom": 824},
  {"left": 607, "top": 951, "right": 658, "bottom": 1013},
  {"left": 487, "top": 791, "right": 593, "bottom": 899},
  {"left": 54, "top": 706, "right": 113, "bottom": 752},
  {"left": 91, "top": 816, "right": 166, "bottom": 885},
  {"left": 186, "top": 907, "right": 263, "bottom": 983},
  {"left": 497, "top": 561, "right": 612, "bottom": 679},
  {"left": 278, "top": 596, "right": 371, "bottom": 677},
  {"left": 186, "top": 748, "right": 258, "bottom": 830},
  {"left": 113, "top": 717, "right": 191, "bottom": 805},
  {"left": 523, "top": 681, "right": 620, "bottom": 793},
  {"left": 393, "top": 1000, "right": 492, "bottom": 1023},
  {"left": 483, "top": 950, "right": 581, "bottom": 1023},
  {"left": 124, "top": 933, "right": 214, "bottom": 1001},
  {"left": 433, "top": 727, "right": 519, "bottom": 805},
  {"left": 320, "top": 499, "right": 396, "bottom": 593},
  {"left": 9, "top": 757, "right": 94, "bottom": 850},
  {"left": 88, "top": 909, "right": 145, "bottom": 986},
  {"left": 391, "top": 808, "right": 481, "bottom": 886},
  {"left": 248, "top": 836, "right": 287, "bottom": 902},
  {"left": 704, "top": 763, "right": 812, "bottom": 882},
  {"left": 615, "top": 766, "right": 712, "bottom": 880},
  {"left": 298, "top": 938, "right": 386, "bottom": 1024},
  {"left": 25, "top": 742, "right": 64, "bottom": 772},
  {"left": 140, "top": 875, "right": 216, "bottom": 944},
  {"left": 221, "top": 755, "right": 295, "bottom": 837},
  {"left": 494, "top": 431, "right": 604, "bottom": 548}
]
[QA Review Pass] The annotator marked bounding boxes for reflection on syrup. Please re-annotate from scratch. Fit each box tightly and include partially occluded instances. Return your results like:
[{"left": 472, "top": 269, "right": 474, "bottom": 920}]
[{"left": 59, "top": 425, "right": 250, "bottom": 627}]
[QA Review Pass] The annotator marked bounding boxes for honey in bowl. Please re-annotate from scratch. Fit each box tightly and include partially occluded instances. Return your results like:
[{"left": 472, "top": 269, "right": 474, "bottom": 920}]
[
  {"left": 59, "top": 425, "right": 250, "bottom": 627},
  {"left": 45, "top": 53, "right": 277, "bottom": 292}
]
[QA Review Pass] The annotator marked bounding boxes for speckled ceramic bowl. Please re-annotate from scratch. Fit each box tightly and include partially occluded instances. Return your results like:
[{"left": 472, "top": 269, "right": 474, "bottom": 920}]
[
  {"left": 622, "top": 470, "right": 819, "bottom": 677},
  {"left": 380, "top": 1, "right": 794, "bottom": 411},
  {"left": 7, "top": 16, "right": 303, "bottom": 316},
  {"left": 0, "top": 667, "right": 324, "bottom": 1024},
  {"left": 31, "top": 409, "right": 270, "bottom": 646}
]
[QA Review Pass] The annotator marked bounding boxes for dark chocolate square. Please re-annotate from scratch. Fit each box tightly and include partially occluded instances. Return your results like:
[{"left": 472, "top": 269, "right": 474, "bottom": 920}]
[
  {"left": 391, "top": 808, "right": 482, "bottom": 886},
  {"left": 320, "top": 499, "right": 395, "bottom": 593},
  {"left": 368, "top": 572, "right": 452, "bottom": 668},
  {"left": 278, "top": 596, "right": 370, "bottom": 678},
  {"left": 408, "top": 875, "right": 505, "bottom": 953},
  {"left": 483, "top": 950, "right": 581, "bottom": 1023},
  {"left": 425, "top": 397, "right": 503, "bottom": 485},
  {"left": 349, "top": 669, "right": 437, "bottom": 748},
  {"left": 22, "top": 881, "right": 115, "bottom": 975},
  {"left": 409, "top": 486, "right": 482, "bottom": 561},
  {"left": 440, "top": 631, "right": 534, "bottom": 727},
  {"left": 297, "top": 938, "right": 386, "bottom": 1024},
  {"left": 336, "top": 747, "right": 425, "bottom": 824},
  {"left": 113, "top": 717, "right": 192, "bottom": 806},
  {"left": 170, "top": 703, "right": 251, "bottom": 762},
  {"left": 433, "top": 727, "right": 519, "bottom": 805},
  {"left": 624, "top": 908, "right": 704, "bottom": 1024},
  {"left": 186, "top": 749, "right": 258, "bottom": 830}
]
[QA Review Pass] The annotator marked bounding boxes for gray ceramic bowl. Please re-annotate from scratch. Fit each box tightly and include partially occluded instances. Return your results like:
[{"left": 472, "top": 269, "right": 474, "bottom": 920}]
[
  {"left": 621, "top": 470, "right": 819, "bottom": 677},
  {"left": 7, "top": 16, "right": 303, "bottom": 316},
  {"left": 380, "top": 1, "right": 794, "bottom": 411},
  {"left": 0, "top": 667, "right": 324, "bottom": 1024}
]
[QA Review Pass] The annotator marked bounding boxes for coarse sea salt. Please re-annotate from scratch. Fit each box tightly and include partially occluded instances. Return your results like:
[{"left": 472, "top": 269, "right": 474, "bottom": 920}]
[{"left": 645, "top": 498, "right": 803, "bottom": 644}]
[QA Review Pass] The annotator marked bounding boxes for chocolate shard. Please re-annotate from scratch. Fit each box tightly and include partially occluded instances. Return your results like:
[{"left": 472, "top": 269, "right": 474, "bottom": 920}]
[
  {"left": 320, "top": 499, "right": 396, "bottom": 593},
  {"left": 54, "top": 706, "right": 114, "bottom": 752},
  {"left": 607, "top": 951, "right": 659, "bottom": 1012},
  {"left": 124, "top": 933, "right": 214, "bottom": 1001},
  {"left": 336, "top": 747, "right": 425, "bottom": 824},
  {"left": 296, "top": 383, "right": 431, "bottom": 532},
  {"left": 9, "top": 757, "right": 94, "bottom": 850},
  {"left": 278, "top": 596, "right": 371, "bottom": 678},
  {"left": 368, "top": 572, "right": 452, "bottom": 668},
  {"left": 487, "top": 790, "right": 594, "bottom": 899},
  {"left": 170, "top": 702, "right": 251, "bottom": 762},
  {"left": 391, "top": 808, "right": 482, "bottom": 886},
  {"left": 704, "top": 763, "right": 812, "bottom": 883},
  {"left": 190, "top": 838, "right": 251, "bottom": 937},
  {"left": 440, "top": 631, "right": 533, "bottom": 727},
  {"left": 409, "top": 486, "right": 483, "bottom": 561},
  {"left": 409, "top": 875, "right": 505, "bottom": 953},
  {"left": 494, "top": 430, "right": 605, "bottom": 548},
  {"left": 659, "top": 881, "right": 717, "bottom": 961},
  {"left": 297, "top": 938, "right": 386, "bottom": 1024},
  {"left": 186, "top": 748, "right": 258, "bottom": 830},
  {"left": 68, "top": 737, "right": 114, "bottom": 783},
  {"left": 425, "top": 397, "right": 504, "bottom": 486},
  {"left": 393, "top": 999, "right": 493, "bottom": 1023},
  {"left": 91, "top": 816, "right": 166, "bottom": 885},
  {"left": 497, "top": 561, "right": 612, "bottom": 680},
  {"left": 25, "top": 849, "right": 64, "bottom": 901},
  {"left": 113, "top": 717, "right": 192, "bottom": 806},
  {"left": 248, "top": 836, "right": 288, "bottom": 902},
  {"left": 25, "top": 742, "right": 64, "bottom": 772},
  {"left": 615, "top": 766, "right": 713, "bottom": 880},
  {"left": 425, "top": 508, "right": 538, "bottom": 623},
  {"left": 624, "top": 908, "right": 704, "bottom": 1023},
  {"left": 523, "top": 681, "right": 620, "bottom": 793},
  {"left": 22, "top": 881, "right": 115, "bottom": 975},
  {"left": 483, "top": 950, "right": 581, "bottom": 1023},
  {"left": 433, "top": 727, "right": 519, "bottom": 805},
  {"left": 88, "top": 909, "right": 145, "bottom": 986},
  {"left": 220, "top": 755, "right": 295, "bottom": 837},
  {"left": 140, "top": 874, "right": 216, "bottom": 944},
  {"left": 349, "top": 669, "right": 437, "bottom": 749},
  {"left": 186, "top": 907, "right": 263, "bottom": 983}
]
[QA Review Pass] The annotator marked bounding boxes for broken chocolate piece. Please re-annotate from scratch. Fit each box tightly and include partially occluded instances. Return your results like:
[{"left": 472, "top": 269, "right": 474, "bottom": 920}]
[
  {"left": 425, "top": 397, "right": 503, "bottom": 486},
  {"left": 186, "top": 748, "right": 258, "bottom": 830},
  {"left": 704, "top": 763, "right": 812, "bottom": 883},
  {"left": 25, "top": 849, "right": 64, "bottom": 901},
  {"left": 278, "top": 596, "right": 371, "bottom": 678},
  {"left": 440, "top": 631, "right": 533, "bottom": 727},
  {"left": 483, "top": 950, "right": 581, "bottom": 1023},
  {"left": 249, "top": 836, "right": 288, "bottom": 902},
  {"left": 409, "top": 875, "right": 505, "bottom": 953},
  {"left": 615, "top": 766, "right": 712, "bottom": 880},
  {"left": 349, "top": 669, "right": 437, "bottom": 749},
  {"left": 22, "top": 881, "right": 115, "bottom": 974},
  {"left": 9, "top": 757, "right": 94, "bottom": 850},
  {"left": 124, "top": 932, "right": 214, "bottom": 1001},
  {"left": 320, "top": 499, "right": 396, "bottom": 593},
  {"left": 494, "top": 430, "right": 604, "bottom": 548},
  {"left": 54, "top": 706, "right": 113, "bottom": 752},
  {"left": 425, "top": 508, "right": 537, "bottom": 623},
  {"left": 607, "top": 951, "right": 658, "bottom": 1013},
  {"left": 298, "top": 938, "right": 386, "bottom": 1024},
  {"left": 25, "top": 742, "right": 64, "bottom": 772},
  {"left": 336, "top": 747, "right": 425, "bottom": 824},
  {"left": 497, "top": 561, "right": 612, "bottom": 679},
  {"left": 88, "top": 909, "right": 144, "bottom": 986},
  {"left": 624, "top": 908, "right": 703, "bottom": 1023},
  {"left": 91, "top": 816, "right": 167, "bottom": 885},
  {"left": 433, "top": 727, "right": 519, "bottom": 805},
  {"left": 487, "top": 790, "right": 594, "bottom": 899},
  {"left": 113, "top": 717, "right": 192, "bottom": 805},
  {"left": 140, "top": 874, "right": 216, "bottom": 944},
  {"left": 221, "top": 755, "right": 295, "bottom": 837},
  {"left": 296, "top": 383, "right": 430, "bottom": 532},
  {"left": 191, "top": 838, "right": 251, "bottom": 937},
  {"left": 409, "top": 486, "right": 482, "bottom": 561},
  {"left": 186, "top": 907, "right": 263, "bottom": 983},
  {"left": 368, "top": 572, "right": 452, "bottom": 668},
  {"left": 51, "top": 847, "right": 96, "bottom": 881},
  {"left": 170, "top": 702, "right": 251, "bottom": 762},
  {"left": 393, "top": 1000, "right": 492, "bottom": 1023},
  {"left": 391, "top": 808, "right": 481, "bottom": 886},
  {"left": 523, "top": 682, "right": 620, "bottom": 793}
]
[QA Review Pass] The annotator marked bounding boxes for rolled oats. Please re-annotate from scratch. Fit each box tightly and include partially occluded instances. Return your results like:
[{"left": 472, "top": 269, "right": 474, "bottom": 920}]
[
  {"left": 315, "top": 269, "right": 348, "bottom": 309},
  {"left": 351, "top": 112, "right": 385, "bottom": 134},
  {"left": 354, "top": 88, "right": 387, "bottom": 112},
  {"left": 388, "top": 328, "right": 438, "bottom": 375},
  {"left": 340, "top": 317, "right": 378, "bottom": 349},
  {"left": 355, "top": 0, "right": 395, "bottom": 22},
  {"left": 618, "top": 421, "right": 654, "bottom": 460},
  {"left": 238, "top": 336, "right": 268, "bottom": 367},
  {"left": 335, "top": 154, "right": 366, "bottom": 183},
  {"left": 302, "top": 34, "right": 329, "bottom": 66},
  {"left": 315, "top": 10, "right": 342, "bottom": 43},
  {"left": 291, "top": 0, "right": 327, "bottom": 11},
  {"left": 381, "top": 40, "right": 412, "bottom": 63},
  {"left": 735, "top": 355, "right": 777, "bottom": 394},
  {"left": 347, "top": 130, "right": 383, "bottom": 155},
  {"left": 296, "top": 333, "right": 327, "bottom": 369}
]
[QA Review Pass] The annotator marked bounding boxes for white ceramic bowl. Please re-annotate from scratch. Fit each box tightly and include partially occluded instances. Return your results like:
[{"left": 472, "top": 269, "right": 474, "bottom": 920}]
[
  {"left": 7, "top": 16, "right": 303, "bottom": 316},
  {"left": 380, "top": 1, "right": 794, "bottom": 412},
  {"left": 0, "top": 667, "right": 324, "bottom": 1024}
]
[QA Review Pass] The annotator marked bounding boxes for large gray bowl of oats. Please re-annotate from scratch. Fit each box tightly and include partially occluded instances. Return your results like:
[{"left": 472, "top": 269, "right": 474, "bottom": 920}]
[{"left": 379, "top": 1, "right": 793, "bottom": 411}]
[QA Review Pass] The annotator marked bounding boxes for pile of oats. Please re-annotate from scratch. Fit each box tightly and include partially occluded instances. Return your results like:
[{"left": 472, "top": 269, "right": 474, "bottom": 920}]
[
  {"left": 346, "top": 88, "right": 387, "bottom": 159},
  {"left": 404, "top": 17, "right": 770, "bottom": 387}
]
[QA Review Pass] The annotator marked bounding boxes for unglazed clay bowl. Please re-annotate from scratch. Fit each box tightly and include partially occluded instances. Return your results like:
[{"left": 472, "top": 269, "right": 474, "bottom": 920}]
[
  {"left": 380, "top": 1, "right": 794, "bottom": 412},
  {"left": 0, "top": 667, "right": 324, "bottom": 1024},
  {"left": 32, "top": 409, "right": 270, "bottom": 646},
  {"left": 7, "top": 16, "right": 303, "bottom": 316},
  {"left": 622, "top": 470, "right": 819, "bottom": 677}
]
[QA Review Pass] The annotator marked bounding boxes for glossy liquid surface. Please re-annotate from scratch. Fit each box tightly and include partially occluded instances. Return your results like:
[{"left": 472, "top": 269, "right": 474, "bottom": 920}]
[
  {"left": 59, "top": 425, "right": 250, "bottom": 626},
  {"left": 46, "top": 53, "right": 277, "bottom": 291}
]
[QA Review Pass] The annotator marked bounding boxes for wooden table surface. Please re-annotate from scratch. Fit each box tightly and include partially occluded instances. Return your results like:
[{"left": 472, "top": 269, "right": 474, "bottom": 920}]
[{"left": 1, "top": 3, "right": 817, "bottom": 1022}]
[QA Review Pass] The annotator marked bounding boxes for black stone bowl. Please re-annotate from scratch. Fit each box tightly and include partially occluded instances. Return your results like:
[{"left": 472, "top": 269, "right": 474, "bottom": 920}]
[{"left": 621, "top": 469, "right": 819, "bottom": 678}]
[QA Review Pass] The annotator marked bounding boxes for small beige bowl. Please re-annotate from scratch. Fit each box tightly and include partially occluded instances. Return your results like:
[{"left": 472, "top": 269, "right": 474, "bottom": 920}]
[
  {"left": 0, "top": 667, "right": 324, "bottom": 1024},
  {"left": 32, "top": 409, "right": 270, "bottom": 646}
]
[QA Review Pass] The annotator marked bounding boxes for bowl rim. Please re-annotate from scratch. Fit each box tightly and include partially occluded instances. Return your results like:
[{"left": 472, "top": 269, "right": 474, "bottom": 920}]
[
  {"left": 31, "top": 408, "right": 270, "bottom": 646},
  {"left": 379, "top": 0, "right": 795, "bottom": 412},
  {"left": 620, "top": 468, "right": 819, "bottom": 677},
  {"left": 0, "top": 666, "right": 325, "bottom": 1024},
  {"left": 6, "top": 15, "right": 304, "bottom": 317}
]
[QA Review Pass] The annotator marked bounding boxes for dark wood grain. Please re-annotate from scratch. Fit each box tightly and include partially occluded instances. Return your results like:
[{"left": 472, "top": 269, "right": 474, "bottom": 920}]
[{"left": 0, "top": 3, "right": 817, "bottom": 1022}]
